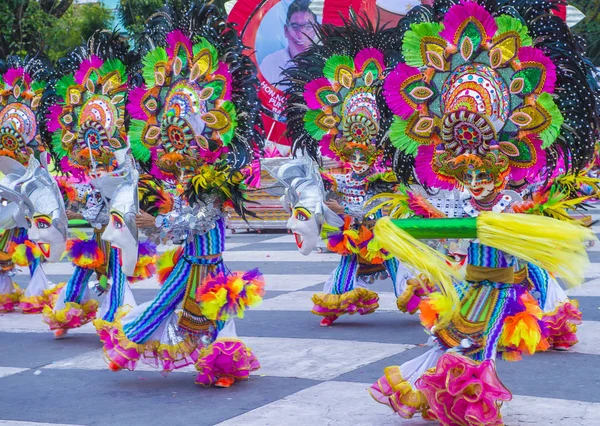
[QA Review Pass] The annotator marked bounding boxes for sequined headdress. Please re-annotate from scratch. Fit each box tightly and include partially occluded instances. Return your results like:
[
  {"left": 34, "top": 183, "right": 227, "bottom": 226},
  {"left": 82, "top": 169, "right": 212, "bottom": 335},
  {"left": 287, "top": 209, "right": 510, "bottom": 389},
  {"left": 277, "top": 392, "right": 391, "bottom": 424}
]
[
  {"left": 384, "top": 0, "right": 600, "bottom": 189},
  {"left": 283, "top": 13, "right": 400, "bottom": 168},
  {"left": 0, "top": 55, "right": 54, "bottom": 166},
  {"left": 127, "top": 1, "right": 261, "bottom": 213},
  {"left": 47, "top": 31, "right": 133, "bottom": 179}
]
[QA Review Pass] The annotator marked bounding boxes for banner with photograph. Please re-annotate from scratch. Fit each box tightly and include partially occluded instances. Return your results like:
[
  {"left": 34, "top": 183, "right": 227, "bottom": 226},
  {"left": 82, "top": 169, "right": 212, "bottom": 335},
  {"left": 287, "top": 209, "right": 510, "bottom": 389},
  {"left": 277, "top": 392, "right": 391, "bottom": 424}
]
[{"left": 228, "top": 0, "right": 376, "bottom": 151}]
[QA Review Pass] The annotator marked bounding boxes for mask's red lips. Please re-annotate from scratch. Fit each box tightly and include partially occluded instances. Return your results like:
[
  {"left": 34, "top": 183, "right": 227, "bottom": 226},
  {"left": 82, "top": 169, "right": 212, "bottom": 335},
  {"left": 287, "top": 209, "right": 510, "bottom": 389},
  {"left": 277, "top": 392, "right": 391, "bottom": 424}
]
[
  {"left": 470, "top": 187, "right": 484, "bottom": 196},
  {"left": 38, "top": 243, "right": 50, "bottom": 258},
  {"left": 294, "top": 233, "right": 303, "bottom": 249}
]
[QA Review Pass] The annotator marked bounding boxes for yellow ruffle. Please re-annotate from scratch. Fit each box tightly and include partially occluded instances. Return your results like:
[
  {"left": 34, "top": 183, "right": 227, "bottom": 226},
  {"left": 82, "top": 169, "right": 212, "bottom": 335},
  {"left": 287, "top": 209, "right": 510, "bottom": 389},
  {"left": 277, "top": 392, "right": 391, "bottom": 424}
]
[
  {"left": 311, "top": 288, "right": 379, "bottom": 316},
  {"left": 42, "top": 299, "right": 98, "bottom": 327},
  {"left": 396, "top": 277, "right": 436, "bottom": 314},
  {"left": 0, "top": 283, "right": 23, "bottom": 310},
  {"left": 373, "top": 365, "right": 429, "bottom": 418}
]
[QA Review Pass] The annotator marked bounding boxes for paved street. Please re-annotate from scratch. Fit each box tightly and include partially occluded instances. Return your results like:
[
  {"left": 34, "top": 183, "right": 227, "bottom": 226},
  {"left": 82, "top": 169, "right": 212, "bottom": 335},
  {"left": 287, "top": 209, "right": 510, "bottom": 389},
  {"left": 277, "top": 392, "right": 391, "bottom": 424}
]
[{"left": 2, "top": 214, "right": 600, "bottom": 426}]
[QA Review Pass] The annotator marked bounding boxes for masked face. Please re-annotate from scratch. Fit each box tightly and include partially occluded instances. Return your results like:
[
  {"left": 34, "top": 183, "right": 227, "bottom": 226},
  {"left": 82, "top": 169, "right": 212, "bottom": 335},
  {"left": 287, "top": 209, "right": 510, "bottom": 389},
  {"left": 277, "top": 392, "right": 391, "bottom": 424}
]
[
  {"left": 27, "top": 214, "right": 66, "bottom": 262},
  {"left": 286, "top": 206, "right": 320, "bottom": 256},
  {"left": 462, "top": 169, "right": 497, "bottom": 200},
  {"left": 102, "top": 210, "right": 138, "bottom": 276},
  {"left": 349, "top": 150, "right": 370, "bottom": 175}
]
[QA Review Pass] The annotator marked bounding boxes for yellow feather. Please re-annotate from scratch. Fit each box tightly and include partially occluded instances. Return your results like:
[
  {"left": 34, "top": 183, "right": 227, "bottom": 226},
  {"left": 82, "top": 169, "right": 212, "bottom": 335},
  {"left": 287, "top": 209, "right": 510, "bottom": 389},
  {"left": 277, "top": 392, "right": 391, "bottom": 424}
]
[
  {"left": 477, "top": 212, "right": 596, "bottom": 288},
  {"left": 374, "top": 217, "right": 460, "bottom": 327}
]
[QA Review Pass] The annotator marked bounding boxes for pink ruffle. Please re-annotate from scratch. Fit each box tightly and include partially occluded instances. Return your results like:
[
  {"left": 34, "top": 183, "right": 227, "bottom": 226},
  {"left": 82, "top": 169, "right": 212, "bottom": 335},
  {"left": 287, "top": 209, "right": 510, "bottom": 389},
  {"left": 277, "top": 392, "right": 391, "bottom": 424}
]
[
  {"left": 195, "top": 340, "right": 260, "bottom": 386},
  {"left": 542, "top": 300, "right": 582, "bottom": 348},
  {"left": 416, "top": 353, "right": 511, "bottom": 426},
  {"left": 41, "top": 301, "right": 98, "bottom": 330}
]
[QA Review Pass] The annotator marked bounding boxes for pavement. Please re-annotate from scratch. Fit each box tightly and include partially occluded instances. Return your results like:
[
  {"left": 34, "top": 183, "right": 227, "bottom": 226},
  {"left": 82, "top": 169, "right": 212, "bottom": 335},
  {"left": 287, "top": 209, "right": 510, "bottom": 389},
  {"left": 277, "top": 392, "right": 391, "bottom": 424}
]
[{"left": 1, "top": 214, "right": 600, "bottom": 426}]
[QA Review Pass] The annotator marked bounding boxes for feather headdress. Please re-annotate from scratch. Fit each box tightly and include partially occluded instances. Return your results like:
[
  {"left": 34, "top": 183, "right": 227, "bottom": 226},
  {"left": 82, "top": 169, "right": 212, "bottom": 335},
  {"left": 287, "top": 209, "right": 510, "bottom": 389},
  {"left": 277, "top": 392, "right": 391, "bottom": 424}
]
[{"left": 382, "top": 0, "right": 600, "bottom": 189}]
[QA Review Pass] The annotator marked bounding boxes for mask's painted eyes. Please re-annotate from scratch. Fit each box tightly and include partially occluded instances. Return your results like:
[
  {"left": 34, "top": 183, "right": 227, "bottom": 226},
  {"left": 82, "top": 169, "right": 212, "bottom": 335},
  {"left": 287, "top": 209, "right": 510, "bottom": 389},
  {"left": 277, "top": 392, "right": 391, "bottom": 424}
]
[
  {"left": 33, "top": 216, "right": 51, "bottom": 229},
  {"left": 111, "top": 213, "right": 124, "bottom": 229},
  {"left": 294, "top": 207, "right": 311, "bottom": 221}
]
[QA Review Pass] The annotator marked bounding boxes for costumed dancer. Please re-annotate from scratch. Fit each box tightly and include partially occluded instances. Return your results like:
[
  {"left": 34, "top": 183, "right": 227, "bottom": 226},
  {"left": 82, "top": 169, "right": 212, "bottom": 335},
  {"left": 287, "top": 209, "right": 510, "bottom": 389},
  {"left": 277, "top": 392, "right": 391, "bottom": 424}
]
[
  {"left": 0, "top": 56, "right": 60, "bottom": 313},
  {"left": 366, "top": 0, "right": 600, "bottom": 424},
  {"left": 98, "top": 1, "right": 264, "bottom": 388},
  {"left": 282, "top": 14, "right": 422, "bottom": 327},
  {"left": 43, "top": 31, "right": 135, "bottom": 338},
  {"left": 91, "top": 159, "right": 157, "bottom": 336}
]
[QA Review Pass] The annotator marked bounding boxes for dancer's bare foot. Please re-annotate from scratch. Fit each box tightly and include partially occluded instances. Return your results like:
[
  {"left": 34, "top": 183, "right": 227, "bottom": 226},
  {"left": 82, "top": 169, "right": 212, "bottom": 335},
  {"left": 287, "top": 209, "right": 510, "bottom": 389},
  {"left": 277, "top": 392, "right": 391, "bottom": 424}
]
[
  {"left": 214, "top": 377, "right": 235, "bottom": 388},
  {"left": 320, "top": 316, "right": 339, "bottom": 327},
  {"left": 53, "top": 329, "right": 68, "bottom": 339}
]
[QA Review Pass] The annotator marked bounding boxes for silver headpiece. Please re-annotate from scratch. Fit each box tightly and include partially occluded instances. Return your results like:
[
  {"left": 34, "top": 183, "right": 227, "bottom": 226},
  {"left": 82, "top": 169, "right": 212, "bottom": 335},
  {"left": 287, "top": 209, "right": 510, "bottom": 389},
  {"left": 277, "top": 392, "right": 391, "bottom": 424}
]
[
  {"left": 0, "top": 156, "right": 33, "bottom": 229},
  {"left": 20, "top": 155, "right": 68, "bottom": 239},
  {"left": 263, "top": 156, "right": 343, "bottom": 228}
]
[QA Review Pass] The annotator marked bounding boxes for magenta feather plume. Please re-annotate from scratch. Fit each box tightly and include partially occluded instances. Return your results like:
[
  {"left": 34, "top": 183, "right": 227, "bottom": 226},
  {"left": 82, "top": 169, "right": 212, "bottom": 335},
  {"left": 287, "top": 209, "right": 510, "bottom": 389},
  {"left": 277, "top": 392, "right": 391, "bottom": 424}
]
[
  {"left": 214, "top": 62, "right": 232, "bottom": 101},
  {"left": 60, "top": 157, "right": 87, "bottom": 181},
  {"left": 3, "top": 68, "right": 30, "bottom": 87},
  {"left": 384, "top": 63, "right": 421, "bottom": 119},
  {"left": 47, "top": 104, "right": 63, "bottom": 132},
  {"left": 319, "top": 135, "right": 337, "bottom": 159},
  {"left": 166, "top": 30, "right": 193, "bottom": 60},
  {"left": 509, "top": 135, "right": 546, "bottom": 182},
  {"left": 439, "top": 0, "right": 497, "bottom": 46},
  {"left": 517, "top": 47, "right": 557, "bottom": 94},
  {"left": 74, "top": 55, "right": 104, "bottom": 85},
  {"left": 126, "top": 86, "right": 148, "bottom": 120},
  {"left": 304, "top": 77, "right": 334, "bottom": 109},
  {"left": 354, "top": 48, "right": 384, "bottom": 74},
  {"left": 415, "top": 144, "right": 454, "bottom": 190}
]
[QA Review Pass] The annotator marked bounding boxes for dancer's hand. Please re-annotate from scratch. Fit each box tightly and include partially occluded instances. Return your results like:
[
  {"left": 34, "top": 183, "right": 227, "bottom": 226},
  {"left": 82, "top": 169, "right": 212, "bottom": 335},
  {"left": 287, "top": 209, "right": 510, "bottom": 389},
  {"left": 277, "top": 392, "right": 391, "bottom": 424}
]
[
  {"left": 66, "top": 210, "right": 83, "bottom": 220},
  {"left": 136, "top": 210, "right": 155, "bottom": 228},
  {"left": 325, "top": 200, "right": 344, "bottom": 214}
]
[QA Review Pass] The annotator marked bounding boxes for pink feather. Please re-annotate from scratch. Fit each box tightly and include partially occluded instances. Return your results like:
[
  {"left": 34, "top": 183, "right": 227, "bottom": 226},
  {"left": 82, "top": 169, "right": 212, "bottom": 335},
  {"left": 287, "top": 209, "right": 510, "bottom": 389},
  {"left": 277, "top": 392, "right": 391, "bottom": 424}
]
[
  {"left": 509, "top": 135, "right": 546, "bottom": 182},
  {"left": 383, "top": 63, "right": 421, "bottom": 119},
  {"left": 126, "top": 86, "right": 148, "bottom": 120},
  {"left": 517, "top": 47, "right": 557, "bottom": 94},
  {"left": 415, "top": 144, "right": 454, "bottom": 190},
  {"left": 166, "top": 30, "right": 193, "bottom": 61},
  {"left": 46, "top": 105, "right": 63, "bottom": 133},
  {"left": 214, "top": 62, "right": 232, "bottom": 101},
  {"left": 319, "top": 134, "right": 338, "bottom": 160},
  {"left": 354, "top": 48, "right": 385, "bottom": 74},
  {"left": 304, "top": 77, "right": 335, "bottom": 109},
  {"left": 439, "top": 0, "right": 497, "bottom": 46},
  {"left": 3, "top": 68, "right": 30, "bottom": 87},
  {"left": 74, "top": 56, "right": 104, "bottom": 85}
]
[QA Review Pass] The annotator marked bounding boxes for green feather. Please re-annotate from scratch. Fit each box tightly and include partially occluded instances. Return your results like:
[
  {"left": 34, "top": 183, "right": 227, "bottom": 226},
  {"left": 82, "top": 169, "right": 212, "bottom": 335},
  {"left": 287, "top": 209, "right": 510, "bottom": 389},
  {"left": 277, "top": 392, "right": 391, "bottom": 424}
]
[
  {"left": 537, "top": 93, "right": 564, "bottom": 149},
  {"left": 100, "top": 58, "right": 127, "bottom": 81},
  {"left": 219, "top": 101, "right": 237, "bottom": 145},
  {"left": 303, "top": 110, "right": 328, "bottom": 140},
  {"left": 56, "top": 74, "right": 76, "bottom": 100},
  {"left": 323, "top": 55, "right": 354, "bottom": 82},
  {"left": 494, "top": 15, "right": 533, "bottom": 47},
  {"left": 402, "top": 22, "right": 444, "bottom": 67},
  {"left": 193, "top": 37, "right": 219, "bottom": 74},
  {"left": 31, "top": 81, "right": 45, "bottom": 92},
  {"left": 142, "top": 47, "right": 168, "bottom": 87},
  {"left": 51, "top": 131, "right": 67, "bottom": 159},
  {"left": 389, "top": 116, "right": 419, "bottom": 156},
  {"left": 129, "top": 119, "right": 150, "bottom": 162}
]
